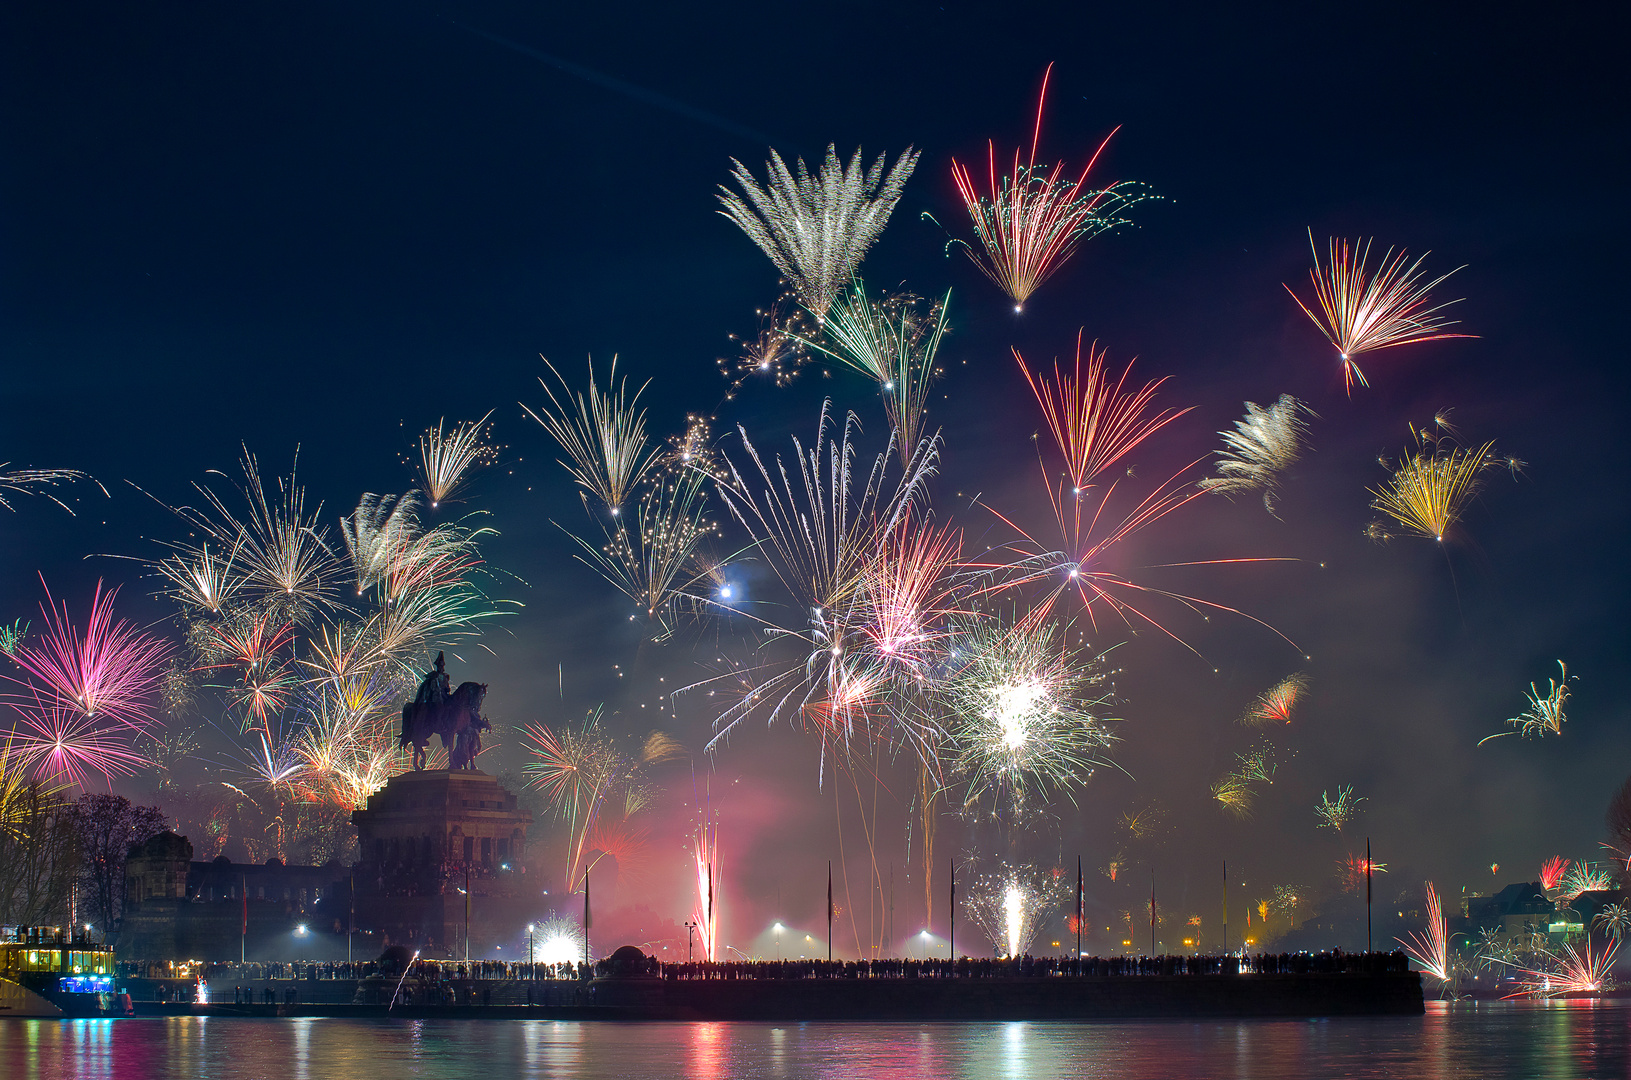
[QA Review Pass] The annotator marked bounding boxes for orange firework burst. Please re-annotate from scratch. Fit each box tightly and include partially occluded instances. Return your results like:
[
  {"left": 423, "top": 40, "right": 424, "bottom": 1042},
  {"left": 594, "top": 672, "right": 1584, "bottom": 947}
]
[
  {"left": 1014, "top": 333, "right": 1191, "bottom": 494},
  {"left": 972, "top": 346, "right": 1292, "bottom": 654},
  {"left": 1286, "top": 231, "right": 1477, "bottom": 394}
]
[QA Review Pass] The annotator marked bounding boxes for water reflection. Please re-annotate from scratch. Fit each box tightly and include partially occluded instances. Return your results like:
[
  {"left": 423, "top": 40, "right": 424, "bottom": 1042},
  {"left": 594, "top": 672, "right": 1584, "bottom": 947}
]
[{"left": 5, "top": 1002, "right": 1631, "bottom": 1079}]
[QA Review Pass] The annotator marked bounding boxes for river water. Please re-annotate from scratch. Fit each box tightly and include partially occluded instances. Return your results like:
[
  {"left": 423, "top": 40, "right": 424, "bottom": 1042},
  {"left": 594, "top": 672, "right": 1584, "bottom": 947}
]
[{"left": 3, "top": 1000, "right": 1627, "bottom": 1078}]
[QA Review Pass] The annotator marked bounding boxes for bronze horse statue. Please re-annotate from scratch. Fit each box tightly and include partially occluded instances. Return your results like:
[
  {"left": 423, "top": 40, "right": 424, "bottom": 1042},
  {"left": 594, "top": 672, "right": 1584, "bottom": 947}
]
[{"left": 399, "top": 681, "right": 488, "bottom": 771}]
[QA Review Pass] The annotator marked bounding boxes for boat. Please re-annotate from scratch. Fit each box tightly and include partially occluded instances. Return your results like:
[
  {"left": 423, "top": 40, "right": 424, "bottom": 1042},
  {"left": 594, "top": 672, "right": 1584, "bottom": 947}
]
[{"left": 0, "top": 926, "right": 128, "bottom": 1018}]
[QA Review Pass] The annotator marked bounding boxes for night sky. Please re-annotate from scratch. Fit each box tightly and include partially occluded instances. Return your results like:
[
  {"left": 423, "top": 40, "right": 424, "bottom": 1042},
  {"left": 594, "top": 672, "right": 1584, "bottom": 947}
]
[{"left": 5, "top": 1, "right": 1628, "bottom": 954}]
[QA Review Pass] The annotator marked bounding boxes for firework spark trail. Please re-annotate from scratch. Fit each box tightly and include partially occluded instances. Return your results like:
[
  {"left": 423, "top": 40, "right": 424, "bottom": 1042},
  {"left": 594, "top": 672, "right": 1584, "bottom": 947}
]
[
  {"left": 1368, "top": 435, "right": 1500, "bottom": 544},
  {"left": 1315, "top": 785, "right": 1365, "bottom": 831},
  {"left": 417, "top": 412, "right": 498, "bottom": 510},
  {"left": 687, "top": 403, "right": 940, "bottom": 765},
  {"left": 1479, "top": 661, "right": 1575, "bottom": 745},
  {"left": 1398, "top": 881, "right": 1450, "bottom": 984},
  {"left": 1286, "top": 231, "right": 1476, "bottom": 394},
  {"left": 1199, "top": 395, "right": 1315, "bottom": 514},
  {"left": 950, "top": 65, "right": 1155, "bottom": 311},
  {"left": 9, "top": 577, "right": 169, "bottom": 730},
  {"left": 792, "top": 280, "right": 950, "bottom": 464},
  {"left": 717, "top": 144, "right": 919, "bottom": 320},
  {"left": 938, "top": 616, "right": 1118, "bottom": 811},
  {"left": 1016, "top": 334, "right": 1190, "bottom": 494},
  {"left": 0, "top": 465, "right": 101, "bottom": 515},
  {"left": 1240, "top": 672, "right": 1308, "bottom": 726}
]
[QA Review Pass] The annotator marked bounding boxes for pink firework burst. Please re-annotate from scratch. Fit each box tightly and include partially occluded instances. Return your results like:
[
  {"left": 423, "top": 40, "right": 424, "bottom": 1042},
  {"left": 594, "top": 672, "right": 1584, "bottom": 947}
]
[
  {"left": 8, "top": 694, "right": 151, "bottom": 788},
  {"left": 9, "top": 576, "right": 169, "bottom": 731},
  {"left": 1539, "top": 856, "right": 1570, "bottom": 893}
]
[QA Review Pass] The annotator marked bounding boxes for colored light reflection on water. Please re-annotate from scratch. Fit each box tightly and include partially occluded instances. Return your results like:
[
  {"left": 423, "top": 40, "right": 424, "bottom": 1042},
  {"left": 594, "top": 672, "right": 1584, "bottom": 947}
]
[{"left": 4, "top": 1000, "right": 1631, "bottom": 1079}]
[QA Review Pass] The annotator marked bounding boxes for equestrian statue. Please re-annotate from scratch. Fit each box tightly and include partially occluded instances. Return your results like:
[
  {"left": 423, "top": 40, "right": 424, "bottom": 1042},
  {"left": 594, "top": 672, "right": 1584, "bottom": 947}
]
[{"left": 398, "top": 652, "right": 489, "bottom": 771}]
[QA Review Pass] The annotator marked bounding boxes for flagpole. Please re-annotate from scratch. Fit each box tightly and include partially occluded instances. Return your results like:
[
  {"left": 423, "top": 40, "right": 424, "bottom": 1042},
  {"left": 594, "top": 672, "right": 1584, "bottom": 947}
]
[
  {"left": 826, "top": 861, "right": 832, "bottom": 963},
  {"left": 584, "top": 871, "right": 591, "bottom": 969},
  {"left": 948, "top": 856, "right": 954, "bottom": 967},
  {"left": 1222, "top": 859, "right": 1228, "bottom": 956},
  {"left": 1366, "top": 837, "right": 1373, "bottom": 954},
  {"left": 1149, "top": 870, "right": 1156, "bottom": 957},
  {"left": 1075, "top": 856, "right": 1082, "bottom": 962},
  {"left": 240, "top": 873, "right": 247, "bottom": 964}
]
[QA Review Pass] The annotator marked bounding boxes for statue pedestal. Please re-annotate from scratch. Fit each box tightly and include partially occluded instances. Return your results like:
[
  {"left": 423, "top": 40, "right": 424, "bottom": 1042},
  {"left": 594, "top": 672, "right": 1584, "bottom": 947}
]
[{"left": 351, "top": 770, "right": 534, "bottom": 953}]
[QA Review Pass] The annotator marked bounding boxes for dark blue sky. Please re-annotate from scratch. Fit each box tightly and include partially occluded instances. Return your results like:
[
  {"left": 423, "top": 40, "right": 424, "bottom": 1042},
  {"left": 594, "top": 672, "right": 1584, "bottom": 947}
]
[{"left": 4, "top": 0, "right": 1627, "bottom": 946}]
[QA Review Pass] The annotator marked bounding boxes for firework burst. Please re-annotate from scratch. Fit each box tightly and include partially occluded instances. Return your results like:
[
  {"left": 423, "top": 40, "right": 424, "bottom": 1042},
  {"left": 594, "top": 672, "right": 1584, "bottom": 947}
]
[
  {"left": 717, "top": 144, "right": 919, "bottom": 320},
  {"left": 1314, "top": 785, "right": 1365, "bottom": 831},
  {"left": 146, "top": 449, "right": 340, "bottom": 621},
  {"left": 1016, "top": 332, "right": 1190, "bottom": 493},
  {"left": 964, "top": 863, "right": 1066, "bottom": 957},
  {"left": 1397, "top": 881, "right": 1450, "bottom": 984},
  {"left": 1286, "top": 231, "right": 1476, "bottom": 393},
  {"left": 9, "top": 577, "right": 169, "bottom": 729},
  {"left": 1240, "top": 672, "right": 1308, "bottom": 726},
  {"left": 527, "top": 357, "right": 658, "bottom": 516},
  {"left": 974, "top": 345, "right": 1290, "bottom": 656},
  {"left": 1479, "top": 661, "right": 1575, "bottom": 745},
  {"left": 1558, "top": 861, "right": 1614, "bottom": 901},
  {"left": 1496, "top": 939, "right": 1618, "bottom": 998},
  {"left": 417, "top": 412, "right": 498, "bottom": 510},
  {"left": 950, "top": 65, "right": 1154, "bottom": 311},
  {"left": 1199, "top": 395, "right": 1315, "bottom": 514},
  {"left": 938, "top": 617, "right": 1118, "bottom": 810},
  {"left": 1336, "top": 853, "right": 1387, "bottom": 894},
  {"left": 720, "top": 294, "right": 814, "bottom": 394},
  {"left": 563, "top": 469, "right": 720, "bottom": 638},
  {"left": 692, "top": 403, "right": 939, "bottom": 763},
  {"left": 794, "top": 280, "right": 950, "bottom": 462},
  {"left": 1539, "top": 856, "right": 1570, "bottom": 894},
  {"left": 6, "top": 696, "right": 152, "bottom": 788},
  {"left": 1368, "top": 433, "right": 1501, "bottom": 544}
]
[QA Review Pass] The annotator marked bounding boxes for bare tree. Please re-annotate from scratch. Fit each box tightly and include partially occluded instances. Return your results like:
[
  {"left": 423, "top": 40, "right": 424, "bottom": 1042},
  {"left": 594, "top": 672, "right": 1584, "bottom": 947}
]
[
  {"left": 70, "top": 794, "right": 168, "bottom": 931},
  {"left": 1606, "top": 775, "right": 1631, "bottom": 886},
  {"left": 0, "top": 784, "right": 79, "bottom": 925}
]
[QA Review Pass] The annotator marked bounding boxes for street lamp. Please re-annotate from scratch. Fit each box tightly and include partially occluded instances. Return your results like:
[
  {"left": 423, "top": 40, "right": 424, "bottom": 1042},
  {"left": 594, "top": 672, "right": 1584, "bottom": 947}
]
[
  {"left": 527, "top": 923, "right": 536, "bottom": 970},
  {"left": 773, "top": 922, "right": 783, "bottom": 960},
  {"left": 684, "top": 921, "right": 697, "bottom": 962}
]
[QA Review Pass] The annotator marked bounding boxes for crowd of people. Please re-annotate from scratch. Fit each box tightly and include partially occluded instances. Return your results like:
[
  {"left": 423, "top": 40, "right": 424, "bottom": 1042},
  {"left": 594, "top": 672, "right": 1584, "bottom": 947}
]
[{"left": 116, "top": 949, "right": 1409, "bottom": 988}]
